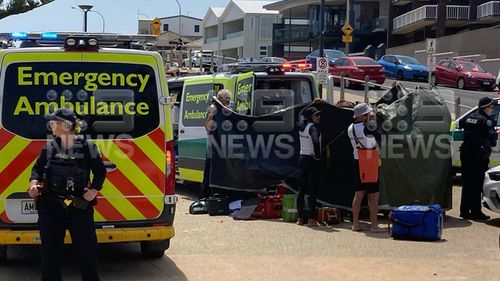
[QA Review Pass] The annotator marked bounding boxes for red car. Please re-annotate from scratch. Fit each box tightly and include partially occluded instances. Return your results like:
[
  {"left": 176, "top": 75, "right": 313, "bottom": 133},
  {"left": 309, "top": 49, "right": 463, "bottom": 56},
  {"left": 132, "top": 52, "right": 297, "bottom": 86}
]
[
  {"left": 329, "top": 56, "right": 385, "bottom": 88},
  {"left": 431, "top": 59, "right": 496, "bottom": 91}
]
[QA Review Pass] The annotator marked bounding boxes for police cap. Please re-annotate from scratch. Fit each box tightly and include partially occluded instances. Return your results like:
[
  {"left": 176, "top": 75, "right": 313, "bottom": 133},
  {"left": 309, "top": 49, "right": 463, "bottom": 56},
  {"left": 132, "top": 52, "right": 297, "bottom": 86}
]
[
  {"left": 302, "top": 107, "right": 321, "bottom": 119},
  {"left": 478, "top": 97, "right": 494, "bottom": 109},
  {"left": 45, "top": 107, "right": 77, "bottom": 127}
]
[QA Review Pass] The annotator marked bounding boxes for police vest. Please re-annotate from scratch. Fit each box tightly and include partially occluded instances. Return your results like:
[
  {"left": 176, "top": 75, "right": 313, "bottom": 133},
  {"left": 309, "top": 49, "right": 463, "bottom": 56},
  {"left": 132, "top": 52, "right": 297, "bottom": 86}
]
[
  {"left": 45, "top": 142, "right": 90, "bottom": 196},
  {"left": 299, "top": 123, "right": 321, "bottom": 156}
]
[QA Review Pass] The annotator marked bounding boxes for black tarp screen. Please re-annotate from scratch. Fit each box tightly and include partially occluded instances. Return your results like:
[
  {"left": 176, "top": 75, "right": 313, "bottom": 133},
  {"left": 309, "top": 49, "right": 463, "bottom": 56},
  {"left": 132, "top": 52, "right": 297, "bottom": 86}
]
[{"left": 209, "top": 86, "right": 452, "bottom": 209}]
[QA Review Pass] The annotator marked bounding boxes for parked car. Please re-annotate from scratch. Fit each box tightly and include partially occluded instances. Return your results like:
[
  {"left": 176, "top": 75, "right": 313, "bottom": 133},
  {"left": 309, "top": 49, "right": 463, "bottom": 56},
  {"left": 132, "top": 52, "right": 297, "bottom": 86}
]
[
  {"left": 260, "top": 57, "right": 287, "bottom": 64},
  {"left": 183, "top": 50, "right": 217, "bottom": 67},
  {"left": 431, "top": 59, "right": 496, "bottom": 91},
  {"left": 378, "top": 55, "right": 429, "bottom": 81},
  {"left": 329, "top": 56, "right": 385, "bottom": 88},
  {"left": 305, "top": 49, "right": 346, "bottom": 70},
  {"left": 482, "top": 165, "right": 500, "bottom": 214}
]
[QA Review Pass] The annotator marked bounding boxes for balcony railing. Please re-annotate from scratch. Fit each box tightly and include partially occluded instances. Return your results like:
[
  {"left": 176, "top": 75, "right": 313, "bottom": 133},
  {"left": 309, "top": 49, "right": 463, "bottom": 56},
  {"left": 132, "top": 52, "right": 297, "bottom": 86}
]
[
  {"left": 273, "top": 25, "right": 309, "bottom": 42},
  {"left": 446, "top": 5, "right": 469, "bottom": 20},
  {"left": 393, "top": 5, "right": 437, "bottom": 30},
  {"left": 477, "top": 1, "right": 500, "bottom": 19},
  {"left": 223, "top": 31, "right": 244, "bottom": 40},
  {"left": 204, "top": 37, "right": 218, "bottom": 44}
]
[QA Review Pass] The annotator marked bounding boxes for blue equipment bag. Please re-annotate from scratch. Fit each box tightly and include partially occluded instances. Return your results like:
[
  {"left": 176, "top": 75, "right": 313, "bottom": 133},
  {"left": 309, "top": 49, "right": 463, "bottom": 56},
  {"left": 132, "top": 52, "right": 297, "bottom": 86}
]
[{"left": 389, "top": 204, "right": 443, "bottom": 241}]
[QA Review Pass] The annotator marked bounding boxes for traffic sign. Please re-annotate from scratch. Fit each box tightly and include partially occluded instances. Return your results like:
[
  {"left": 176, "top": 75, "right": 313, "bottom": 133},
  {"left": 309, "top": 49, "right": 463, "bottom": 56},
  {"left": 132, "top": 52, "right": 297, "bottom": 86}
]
[
  {"left": 151, "top": 17, "right": 161, "bottom": 36},
  {"left": 427, "top": 55, "right": 436, "bottom": 66},
  {"left": 342, "top": 35, "right": 352, "bottom": 43},
  {"left": 342, "top": 24, "right": 353, "bottom": 35},
  {"left": 426, "top": 38, "right": 436, "bottom": 54},
  {"left": 317, "top": 57, "right": 329, "bottom": 85}
]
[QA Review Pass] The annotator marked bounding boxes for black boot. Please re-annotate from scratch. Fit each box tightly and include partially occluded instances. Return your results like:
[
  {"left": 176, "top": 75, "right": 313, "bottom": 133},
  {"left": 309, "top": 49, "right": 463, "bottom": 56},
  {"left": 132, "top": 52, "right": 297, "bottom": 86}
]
[{"left": 469, "top": 211, "right": 490, "bottom": 221}]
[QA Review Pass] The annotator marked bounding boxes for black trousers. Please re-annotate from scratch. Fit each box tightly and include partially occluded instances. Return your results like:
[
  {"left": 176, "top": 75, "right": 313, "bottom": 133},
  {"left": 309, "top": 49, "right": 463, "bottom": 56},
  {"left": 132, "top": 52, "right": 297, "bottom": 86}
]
[
  {"left": 460, "top": 149, "right": 489, "bottom": 215},
  {"left": 199, "top": 153, "right": 212, "bottom": 199},
  {"left": 38, "top": 197, "right": 100, "bottom": 281},
  {"left": 297, "top": 155, "right": 321, "bottom": 220}
]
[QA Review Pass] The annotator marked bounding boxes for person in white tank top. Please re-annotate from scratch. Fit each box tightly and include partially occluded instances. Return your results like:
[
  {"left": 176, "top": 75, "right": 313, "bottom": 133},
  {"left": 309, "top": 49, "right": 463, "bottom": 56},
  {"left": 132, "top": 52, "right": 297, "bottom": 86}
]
[
  {"left": 348, "top": 103, "right": 383, "bottom": 232},
  {"left": 296, "top": 105, "right": 322, "bottom": 227}
]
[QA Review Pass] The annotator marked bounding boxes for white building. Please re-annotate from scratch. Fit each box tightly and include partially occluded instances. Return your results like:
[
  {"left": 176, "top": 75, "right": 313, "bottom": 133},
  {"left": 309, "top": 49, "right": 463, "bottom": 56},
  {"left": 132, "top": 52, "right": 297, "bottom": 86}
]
[
  {"left": 138, "top": 15, "right": 203, "bottom": 41},
  {"left": 203, "top": 1, "right": 279, "bottom": 60},
  {"left": 160, "top": 15, "right": 203, "bottom": 38}
]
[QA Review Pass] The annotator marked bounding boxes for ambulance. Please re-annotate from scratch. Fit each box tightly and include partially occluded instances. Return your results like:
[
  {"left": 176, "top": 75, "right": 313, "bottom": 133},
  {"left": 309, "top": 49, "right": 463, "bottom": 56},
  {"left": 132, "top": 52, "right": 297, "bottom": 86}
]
[
  {"left": 0, "top": 32, "right": 176, "bottom": 261},
  {"left": 170, "top": 63, "right": 320, "bottom": 184}
]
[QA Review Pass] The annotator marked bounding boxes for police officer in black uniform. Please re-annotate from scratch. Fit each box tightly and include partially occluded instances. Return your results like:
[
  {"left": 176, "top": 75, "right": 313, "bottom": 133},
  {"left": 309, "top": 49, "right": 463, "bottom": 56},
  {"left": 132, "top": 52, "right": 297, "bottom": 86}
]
[
  {"left": 459, "top": 97, "right": 498, "bottom": 220},
  {"left": 28, "top": 108, "right": 106, "bottom": 281}
]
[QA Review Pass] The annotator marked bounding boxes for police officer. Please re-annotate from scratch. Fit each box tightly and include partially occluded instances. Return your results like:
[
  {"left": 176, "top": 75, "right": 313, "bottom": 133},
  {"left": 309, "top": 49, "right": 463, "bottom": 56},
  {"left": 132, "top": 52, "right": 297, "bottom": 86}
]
[
  {"left": 296, "top": 105, "right": 322, "bottom": 227},
  {"left": 28, "top": 107, "right": 106, "bottom": 281},
  {"left": 459, "top": 97, "right": 499, "bottom": 220}
]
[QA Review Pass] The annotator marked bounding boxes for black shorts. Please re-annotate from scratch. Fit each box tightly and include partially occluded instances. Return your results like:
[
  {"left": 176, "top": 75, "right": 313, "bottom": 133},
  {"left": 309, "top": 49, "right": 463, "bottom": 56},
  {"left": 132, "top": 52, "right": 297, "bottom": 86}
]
[{"left": 353, "top": 160, "right": 380, "bottom": 193}]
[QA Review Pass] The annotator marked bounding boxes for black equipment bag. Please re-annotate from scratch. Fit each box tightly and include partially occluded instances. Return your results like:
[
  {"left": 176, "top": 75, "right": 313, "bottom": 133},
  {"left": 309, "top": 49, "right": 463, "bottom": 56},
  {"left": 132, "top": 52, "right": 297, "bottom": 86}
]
[
  {"left": 189, "top": 199, "right": 209, "bottom": 214},
  {"left": 207, "top": 194, "right": 229, "bottom": 216}
]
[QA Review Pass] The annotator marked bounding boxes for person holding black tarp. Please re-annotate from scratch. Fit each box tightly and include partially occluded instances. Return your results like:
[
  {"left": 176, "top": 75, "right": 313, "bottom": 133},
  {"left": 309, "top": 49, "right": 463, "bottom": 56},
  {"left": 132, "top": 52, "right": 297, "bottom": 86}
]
[
  {"left": 296, "top": 105, "right": 322, "bottom": 227},
  {"left": 348, "top": 103, "right": 383, "bottom": 232},
  {"left": 200, "top": 89, "right": 233, "bottom": 199}
]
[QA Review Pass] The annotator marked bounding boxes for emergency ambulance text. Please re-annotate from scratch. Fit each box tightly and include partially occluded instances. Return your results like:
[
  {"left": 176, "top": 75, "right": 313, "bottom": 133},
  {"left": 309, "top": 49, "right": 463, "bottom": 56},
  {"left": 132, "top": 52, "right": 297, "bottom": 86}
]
[{"left": 17, "top": 67, "right": 150, "bottom": 93}]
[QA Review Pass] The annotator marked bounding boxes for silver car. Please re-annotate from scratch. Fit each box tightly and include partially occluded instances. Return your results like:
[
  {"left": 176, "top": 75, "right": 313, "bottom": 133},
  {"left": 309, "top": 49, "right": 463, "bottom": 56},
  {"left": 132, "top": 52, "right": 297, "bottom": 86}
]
[{"left": 483, "top": 165, "right": 500, "bottom": 213}]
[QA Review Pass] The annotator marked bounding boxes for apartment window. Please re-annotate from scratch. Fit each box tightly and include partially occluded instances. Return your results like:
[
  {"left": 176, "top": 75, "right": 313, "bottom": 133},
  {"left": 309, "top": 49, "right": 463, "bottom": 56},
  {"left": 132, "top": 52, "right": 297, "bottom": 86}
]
[
  {"left": 251, "top": 17, "right": 255, "bottom": 29},
  {"left": 194, "top": 25, "right": 200, "bottom": 33},
  {"left": 260, "top": 16, "right": 274, "bottom": 40},
  {"left": 260, "top": 46, "right": 268, "bottom": 57},
  {"left": 163, "top": 24, "right": 169, "bottom": 31}
]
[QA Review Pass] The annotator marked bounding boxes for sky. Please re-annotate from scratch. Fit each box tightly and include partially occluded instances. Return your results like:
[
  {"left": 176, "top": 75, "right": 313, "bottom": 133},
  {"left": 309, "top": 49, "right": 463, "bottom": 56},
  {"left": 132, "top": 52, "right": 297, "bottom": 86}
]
[{"left": 0, "top": 0, "right": 231, "bottom": 34}]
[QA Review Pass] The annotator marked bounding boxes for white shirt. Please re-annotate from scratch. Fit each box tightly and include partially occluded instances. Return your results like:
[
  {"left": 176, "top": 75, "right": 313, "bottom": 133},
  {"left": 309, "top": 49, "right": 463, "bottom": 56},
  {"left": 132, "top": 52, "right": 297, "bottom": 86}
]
[{"left": 347, "top": 122, "right": 378, "bottom": 160}]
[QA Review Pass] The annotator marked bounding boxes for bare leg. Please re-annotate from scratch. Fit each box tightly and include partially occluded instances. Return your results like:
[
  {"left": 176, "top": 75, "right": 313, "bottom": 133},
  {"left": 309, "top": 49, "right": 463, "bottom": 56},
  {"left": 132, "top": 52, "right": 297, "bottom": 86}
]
[
  {"left": 352, "top": 191, "right": 365, "bottom": 231},
  {"left": 368, "top": 192, "right": 381, "bottom": 231}
]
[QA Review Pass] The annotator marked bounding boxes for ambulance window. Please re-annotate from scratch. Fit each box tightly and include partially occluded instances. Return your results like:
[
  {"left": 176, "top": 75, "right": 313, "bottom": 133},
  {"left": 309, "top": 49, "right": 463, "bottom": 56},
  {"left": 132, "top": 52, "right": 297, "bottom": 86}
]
[
  {"left": 1, "top": 62, "right": 160, "bottom": 139},
  {"left": 181, "top": 83, "right": 215, "bottom": 127}
]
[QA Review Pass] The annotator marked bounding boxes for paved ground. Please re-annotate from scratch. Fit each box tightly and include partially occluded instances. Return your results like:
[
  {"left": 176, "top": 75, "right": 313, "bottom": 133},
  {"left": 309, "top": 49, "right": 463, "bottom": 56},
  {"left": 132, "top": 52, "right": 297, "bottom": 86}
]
[
  {"left": 1, "top": 183, "right": 499, "bottom": 280},
  {"left": 165, "top": 184, "right": 500, "bottom": 281}
]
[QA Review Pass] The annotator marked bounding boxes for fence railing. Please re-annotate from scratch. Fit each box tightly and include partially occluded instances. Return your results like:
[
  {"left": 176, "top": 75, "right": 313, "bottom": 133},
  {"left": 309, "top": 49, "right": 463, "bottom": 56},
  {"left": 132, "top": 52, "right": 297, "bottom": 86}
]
[
  {"left": 273, "top": 25, "right": 309, "bottom": 42},
  {"left": 393, "top": 5, "right": 437, "bottom": 30},
  {"left": 327, "top": 72, "right": 473, "bottom": 120},
  {"left": 446, "top": 5, "right": 469, "bottom": 20},
  {"left": 223, "top": 31, "right": 244, "bottom": 40},
  {"left": 477, "top": 1, "right": 500, "bottom": 19},
  {"left": 204, "top": 37, "right": 218, "bottom": 44}
]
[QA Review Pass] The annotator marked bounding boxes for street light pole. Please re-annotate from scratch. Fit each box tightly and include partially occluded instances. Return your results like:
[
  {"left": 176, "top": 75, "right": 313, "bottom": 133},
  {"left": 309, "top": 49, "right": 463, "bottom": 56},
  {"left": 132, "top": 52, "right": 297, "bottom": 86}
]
[
  {"left": 345, "top": 0, "right": 350, "bottom": 55},
  {"left": 175, "top": 0, "right": 182, "bottom": 37},
  {"left": 78, "top": 5, "right": 94, "bottom": 32},
  {"left": 90, "top": 10, "right": 105, "bottom": 32},
  {"left": 319, "top": 0, "right": 325, "bottom": 95}
]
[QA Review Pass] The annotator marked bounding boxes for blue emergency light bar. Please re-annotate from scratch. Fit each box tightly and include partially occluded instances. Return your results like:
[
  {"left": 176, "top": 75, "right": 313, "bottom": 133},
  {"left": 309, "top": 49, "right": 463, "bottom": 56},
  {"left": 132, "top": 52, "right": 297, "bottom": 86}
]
[
  {"left": 10, "top": 32, "right": 28, "bottom": 39},
  {"left": 41, "top": 32, "right": 58, "bottom": 40}
]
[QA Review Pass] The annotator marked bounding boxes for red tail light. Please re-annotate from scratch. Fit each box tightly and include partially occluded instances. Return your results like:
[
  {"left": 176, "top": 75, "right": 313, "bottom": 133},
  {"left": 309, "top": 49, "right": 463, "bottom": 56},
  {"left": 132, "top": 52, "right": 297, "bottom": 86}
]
[
  {"left": 165, "top": 140, "right": 175, "bottom": 195},
  {"left": 282, "top": 63, "right": 292, "bottom": 69},
  {"left": 298, "top": 63, "right": 312, "bottom": 70}
]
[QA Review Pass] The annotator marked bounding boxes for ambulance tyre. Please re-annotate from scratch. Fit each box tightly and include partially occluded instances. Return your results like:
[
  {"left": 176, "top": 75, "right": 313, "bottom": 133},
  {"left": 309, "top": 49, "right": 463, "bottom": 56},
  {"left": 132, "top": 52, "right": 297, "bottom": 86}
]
[
  {"left": 0, "top": 245, "right": 6, "bottom": 263},
  {"left": 141, "top": 239, "right": 170, "bottom": 259}
]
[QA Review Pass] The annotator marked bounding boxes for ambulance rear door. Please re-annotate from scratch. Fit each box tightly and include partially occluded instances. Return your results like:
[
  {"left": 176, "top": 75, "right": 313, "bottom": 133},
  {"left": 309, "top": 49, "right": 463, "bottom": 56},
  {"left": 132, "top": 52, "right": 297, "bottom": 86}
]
[
  {"left": 0, "top": 50, "right": 168, "bottom": 225},
  {"left": 177, "top": 76, "right": 216, "bottom": 183}
]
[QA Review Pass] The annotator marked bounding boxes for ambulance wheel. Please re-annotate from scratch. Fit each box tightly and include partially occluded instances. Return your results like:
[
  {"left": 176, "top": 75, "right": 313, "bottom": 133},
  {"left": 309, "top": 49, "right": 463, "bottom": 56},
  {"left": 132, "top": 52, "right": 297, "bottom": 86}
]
[
  {"left": 0, "top": 245, "right": 6, "bottom": 264},
  {"left": 141, "top": 239, "right": 169, "bottom": 259}
]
